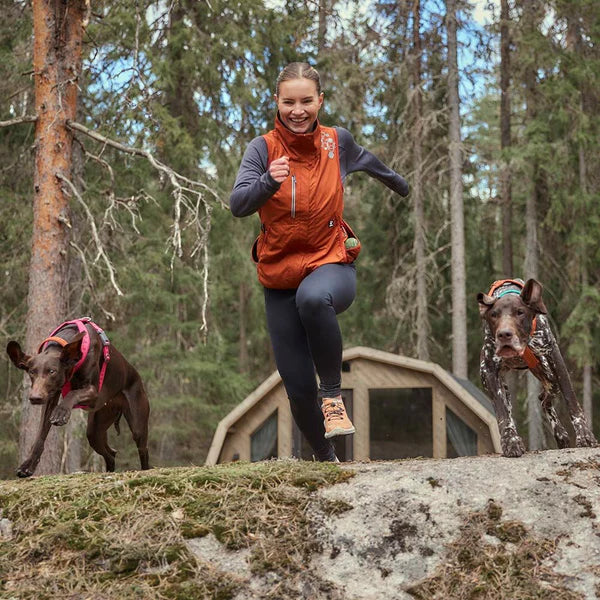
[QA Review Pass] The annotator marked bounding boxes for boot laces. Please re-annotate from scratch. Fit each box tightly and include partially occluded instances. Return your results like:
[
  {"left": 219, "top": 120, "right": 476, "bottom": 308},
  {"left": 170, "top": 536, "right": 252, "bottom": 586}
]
[{"left": 323, "top": 399, "right": 345, "bottom": 422}]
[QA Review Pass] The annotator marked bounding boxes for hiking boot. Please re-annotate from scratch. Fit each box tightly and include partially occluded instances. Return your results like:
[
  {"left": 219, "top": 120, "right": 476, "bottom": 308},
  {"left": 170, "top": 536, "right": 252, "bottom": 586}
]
[
  {"left": 321, "top": 396, "right": 355, "bottom": 439},
  {"left": 313, "top": 453, "right": 340, "bottom": 462}
]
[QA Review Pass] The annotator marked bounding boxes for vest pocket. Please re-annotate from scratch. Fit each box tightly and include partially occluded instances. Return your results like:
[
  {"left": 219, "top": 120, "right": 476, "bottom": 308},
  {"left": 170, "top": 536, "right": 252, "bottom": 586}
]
[
  {"left": 251, "top": 228, "right": 267, "bottom": 263},
  {"left": 340, "top": 219, "right": 361, "bottom": 262}
]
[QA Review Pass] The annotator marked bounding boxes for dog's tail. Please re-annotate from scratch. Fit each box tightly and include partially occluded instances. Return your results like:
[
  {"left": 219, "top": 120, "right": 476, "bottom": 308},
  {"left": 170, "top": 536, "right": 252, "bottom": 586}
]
[{"left": 114, "top": 410, "right": 122, "bottom": 435}]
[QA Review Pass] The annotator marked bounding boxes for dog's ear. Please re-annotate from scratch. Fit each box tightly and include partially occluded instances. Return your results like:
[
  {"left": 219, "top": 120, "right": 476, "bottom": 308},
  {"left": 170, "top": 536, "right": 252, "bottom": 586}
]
[
  {"left": 6, "top": 341, "right": 31, "bottom": 370},
  {"left": 521, "top": 279, "right": 548, "bottom": 314},
  {"left": 477, "top": 292, "right": 496, "bottom": 317},
  {"left": 60, "top": 332, "right": 85, "bottom": 366}
]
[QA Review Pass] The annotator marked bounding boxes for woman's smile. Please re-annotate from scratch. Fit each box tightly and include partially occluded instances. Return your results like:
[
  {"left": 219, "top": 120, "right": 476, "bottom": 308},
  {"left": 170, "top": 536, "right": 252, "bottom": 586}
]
[{"left": 276, "top": 79, "right": 323, "bottom": 134}]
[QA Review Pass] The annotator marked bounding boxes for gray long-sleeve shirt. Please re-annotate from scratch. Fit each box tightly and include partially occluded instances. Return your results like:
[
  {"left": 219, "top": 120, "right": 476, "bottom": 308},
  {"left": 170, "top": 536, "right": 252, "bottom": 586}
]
[{"left": 229, "top": 127, "right": 409, "bottom": 217}]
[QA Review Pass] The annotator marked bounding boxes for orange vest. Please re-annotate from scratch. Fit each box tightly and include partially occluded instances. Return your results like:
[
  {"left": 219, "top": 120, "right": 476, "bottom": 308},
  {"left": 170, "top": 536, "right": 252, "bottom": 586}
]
[{"left": 252, "top": 117, "right": 360, "bottom": 289}]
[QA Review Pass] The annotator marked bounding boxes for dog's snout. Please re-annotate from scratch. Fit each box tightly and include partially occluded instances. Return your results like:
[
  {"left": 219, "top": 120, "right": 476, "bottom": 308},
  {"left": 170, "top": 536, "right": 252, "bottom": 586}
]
[
  {"left": 29, "top": 395, "right": 45, "bottom": 405},
  {"left": 497, "top": 328, "right": 514, "bottom": 342}
]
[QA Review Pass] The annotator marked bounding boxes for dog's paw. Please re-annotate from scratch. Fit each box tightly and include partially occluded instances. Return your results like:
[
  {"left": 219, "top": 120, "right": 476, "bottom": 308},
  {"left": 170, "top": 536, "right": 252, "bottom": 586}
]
[
  {"left": 50, "top": 405, "right": 71, "bottom": 426},
  {"left": 16, "top": 463, "right": 34, "bottom": 478},
  {"left": 575, "top": 428, "right": 598, "bottom": 448},
  {"left": 501, "top": 433, "right": 526, "bottom": 458},
  {"left": 572, "top": 417, "right": 598, "bottom": 448}
]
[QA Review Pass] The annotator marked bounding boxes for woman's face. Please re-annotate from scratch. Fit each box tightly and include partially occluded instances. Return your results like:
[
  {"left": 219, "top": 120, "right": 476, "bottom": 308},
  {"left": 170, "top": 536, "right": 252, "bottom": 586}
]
[{"left": 276, "top": 78, "right": 323, "bottom": 134}]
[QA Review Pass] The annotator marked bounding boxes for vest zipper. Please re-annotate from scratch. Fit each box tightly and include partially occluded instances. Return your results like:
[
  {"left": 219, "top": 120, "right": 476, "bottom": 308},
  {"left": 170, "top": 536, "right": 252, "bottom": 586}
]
[{"left": 291, "top": 175, "right": 296, "bottom": 218}]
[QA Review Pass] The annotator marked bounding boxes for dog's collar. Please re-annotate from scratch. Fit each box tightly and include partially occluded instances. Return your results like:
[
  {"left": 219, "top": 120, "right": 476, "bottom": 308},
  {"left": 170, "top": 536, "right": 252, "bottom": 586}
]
[
  {"left": 488, "top": 278, "right": 525, "bottom": 299},
  {"left": 39, "top": 335, "right": 69, "bottom": 349},
  {"left": 495, "top": 289, "right": 521, "bottom": 298},
  {"left": 521, "top": 343, "right": 539, "bottom": 370}
]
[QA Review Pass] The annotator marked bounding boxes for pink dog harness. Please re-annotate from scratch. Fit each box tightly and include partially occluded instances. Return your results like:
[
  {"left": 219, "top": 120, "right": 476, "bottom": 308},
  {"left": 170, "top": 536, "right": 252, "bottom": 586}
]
[{"left": 38, "top": 317, "right": 111, "bottom": 403}]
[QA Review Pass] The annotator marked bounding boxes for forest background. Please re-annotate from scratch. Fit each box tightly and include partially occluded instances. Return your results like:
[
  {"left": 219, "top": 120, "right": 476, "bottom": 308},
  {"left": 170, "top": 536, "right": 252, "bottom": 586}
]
[{"left": 0, "top": 0, "right": 598, "bottom": 478}]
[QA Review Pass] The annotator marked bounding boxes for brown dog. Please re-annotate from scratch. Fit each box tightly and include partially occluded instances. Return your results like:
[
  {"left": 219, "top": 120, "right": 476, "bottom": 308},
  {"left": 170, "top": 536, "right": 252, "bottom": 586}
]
[
  {"left": 7, "top": 318, "right": 150, "bottom": 477},
  {"left": 478, "top": 278, "right": 596, "bottom": 457}
]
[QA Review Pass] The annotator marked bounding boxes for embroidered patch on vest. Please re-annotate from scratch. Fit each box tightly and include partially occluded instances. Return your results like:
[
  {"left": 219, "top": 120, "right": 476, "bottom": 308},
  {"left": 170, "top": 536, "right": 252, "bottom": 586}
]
[{"left": 321, "top": 131, "right": 336, "bottom": 159}]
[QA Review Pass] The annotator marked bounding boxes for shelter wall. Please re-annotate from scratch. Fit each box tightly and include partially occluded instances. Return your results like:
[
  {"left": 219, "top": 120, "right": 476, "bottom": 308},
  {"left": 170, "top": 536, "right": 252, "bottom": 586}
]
[
  {"left": 216, "top": 353, "right": 496, "bottom": 464},
  {"left": 340, "top": 358, "right": 494, "bottom": 460},
  {"left": 219, "top": 385, "right": 291, "bottom": 463}
]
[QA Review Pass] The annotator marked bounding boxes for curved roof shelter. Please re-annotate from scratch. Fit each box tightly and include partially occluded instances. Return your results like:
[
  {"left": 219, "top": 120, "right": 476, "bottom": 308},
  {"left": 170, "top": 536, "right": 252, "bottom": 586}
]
[{"left": 206, "top": 346, "right": 501, "bottom": 465}]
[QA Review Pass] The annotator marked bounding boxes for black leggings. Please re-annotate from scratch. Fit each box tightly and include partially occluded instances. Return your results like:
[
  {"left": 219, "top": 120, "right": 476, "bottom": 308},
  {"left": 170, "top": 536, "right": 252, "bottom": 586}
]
[{"left": 264, "top": 263, "right": 356, "bottom": 460}]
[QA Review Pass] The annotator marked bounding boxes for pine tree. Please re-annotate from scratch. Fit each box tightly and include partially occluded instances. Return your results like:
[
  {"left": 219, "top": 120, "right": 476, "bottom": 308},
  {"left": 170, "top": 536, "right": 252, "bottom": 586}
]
[
  {"left": 446, "top": 0, "right": 467, "bottom": 377},
  {"left": 19, "top": 0, "right": 87, "bottom": 474}
]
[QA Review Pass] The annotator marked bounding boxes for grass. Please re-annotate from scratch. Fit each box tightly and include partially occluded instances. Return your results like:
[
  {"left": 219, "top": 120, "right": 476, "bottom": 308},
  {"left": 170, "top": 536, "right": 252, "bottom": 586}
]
[
  {"left": 1, "top": 460, "right": 590, "bottom": 599},
  {"left": 406, "top": 500, "right": 584, "bottom": 600},
  {"left": 0, "top": 460, "right": 354, "bottom": 599}
]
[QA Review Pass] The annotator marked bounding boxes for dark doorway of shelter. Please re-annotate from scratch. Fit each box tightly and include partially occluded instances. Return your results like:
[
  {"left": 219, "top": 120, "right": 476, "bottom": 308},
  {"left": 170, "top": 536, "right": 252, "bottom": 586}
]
[{"left": 369, "top": 388, "right": 433, "bottom": 459}]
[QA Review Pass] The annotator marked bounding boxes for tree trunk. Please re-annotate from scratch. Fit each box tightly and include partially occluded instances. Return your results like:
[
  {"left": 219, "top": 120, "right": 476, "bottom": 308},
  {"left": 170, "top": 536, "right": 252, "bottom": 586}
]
[
  {"left": 446, "top": 0, "right": 467, "bottom": 378},
  {"left": 411, "top": 0, "right": 429, "bottom": 361},
  {"left": 579, "top": 148, "right": 593, "bottom": 424},
  {"left": 567, "top": 13, "right": 593, "bottom": 426},
  {"left": 581, "top": 193, "right": 593, "bottom": 425},
  {"left": 62, "top": 81, "right": 88, "bottom": 474},
  {"left": 522, "top": 0, "right": 543, "bottom": 450},
  {"left": 499, "top": 0, "right": 519, "bottom": 420},
  {"left": 501, "top": 0, "right": 518, "bottom": 409},
  {"left": 583, "top": 364, "right": 592, "bottom": 424},
  {"left": 318, "top": 0, "right": 328, "bottom": 54},
  {"left": 500, "top": 0, "right": 513, "bottom": 277},
  {"left": 238, "top": 280, "right": 250, "bottom": 373},
  {"left": 317, "top": 0, "right": 330, "bottom": 92},
  {"left": 21, "top": 0, "right": 86, "bottom": 474},
  {"left": 167, "top": 3, "right": 202, "bottom": 173}
]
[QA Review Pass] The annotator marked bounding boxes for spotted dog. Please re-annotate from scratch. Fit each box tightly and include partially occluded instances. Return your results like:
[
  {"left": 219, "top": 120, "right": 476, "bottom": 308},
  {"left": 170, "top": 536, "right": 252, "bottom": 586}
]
[{"left": 477, "top": 278, "right": 596, "bottom": 457}]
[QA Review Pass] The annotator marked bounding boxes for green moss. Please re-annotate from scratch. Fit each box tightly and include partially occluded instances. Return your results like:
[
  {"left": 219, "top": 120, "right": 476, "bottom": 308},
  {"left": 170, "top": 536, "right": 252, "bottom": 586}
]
[
  {"left": 162, "top": 579, "right": 237, "bottom": 600},
  {"left": 0, "top": 461, "right": 353, "bottom": 599},
  {"left": 180, "top": 520, "right": 210, "bottom": 539},
  {"left": 321, "top": 497, "right": 354, "bottom": 515},
  {"left": 488, "top": 519, "right": 529, "bottom": 544},
  {"left": 573, "top": 494, "right": 596, "bottom": 519},
  {"left": 111, "top": 555, "right": 141, "bottom": 574},
  {"left": 407, "top": 499, "right": 583, "bottom": 600}
]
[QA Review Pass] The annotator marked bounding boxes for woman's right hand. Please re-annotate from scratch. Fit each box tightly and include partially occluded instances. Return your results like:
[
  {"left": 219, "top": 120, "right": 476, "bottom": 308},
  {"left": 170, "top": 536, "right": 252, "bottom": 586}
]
[{"left": 269, "top": 155, "right": 290, "bottom": 183}]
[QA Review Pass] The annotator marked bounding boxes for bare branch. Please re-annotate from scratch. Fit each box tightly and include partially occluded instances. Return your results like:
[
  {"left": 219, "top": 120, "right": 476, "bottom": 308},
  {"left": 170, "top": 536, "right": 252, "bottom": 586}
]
[
  {"left": 57, "top": 173, "right": 124, "bottom": 297},
  {"left": 82, "top": 0, "right": 92, "bottom": 29},
  {"left": 0, "top": 115, "right": 37, "bottom": 127},
  {"left": 104, "top": 195, "right": 143, "bottom": 234},
  {"left": 0, "top": 304, "right": 23, "bottom": 340},
  {"left": 69, "top": 240, "right": 117, "bottom": 321},
  {"left": 190, "top": 201, "right": 213, "bottom": 338},
  {"left": 75, "top": 139, "right": 140, "bottom": 233},
  {"left": 66, "top": 119, "right": 220, "bottom": 335},
  {"left": 4, "top": 86, "right": 32, "bottom": 102},
  {"left": 68, "top": 119, "right": 147, "bottom": 157},
  {"left": 66, "top": 119, "right": 223, "bottom": 204},
  {"left": 385, "top": 225, "right": 451, "bottom": 353},
  {"left": 69, "top": 240, "right": 95, "bottom": 290}
]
